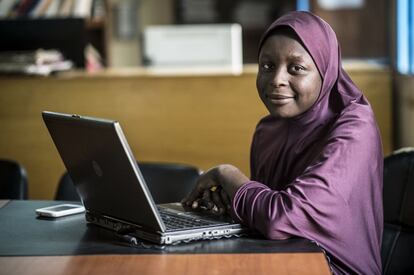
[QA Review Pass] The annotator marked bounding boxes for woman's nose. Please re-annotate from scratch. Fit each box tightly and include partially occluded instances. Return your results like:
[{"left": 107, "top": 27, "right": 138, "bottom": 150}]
[{"left": 271, "top": 68, "right": 288, "bottom": 87}]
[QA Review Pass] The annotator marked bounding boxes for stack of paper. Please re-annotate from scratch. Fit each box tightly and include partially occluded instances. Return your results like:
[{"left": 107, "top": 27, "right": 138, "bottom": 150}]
[{"left": 0, "top": 49, "right": 73, "bottom": 75}]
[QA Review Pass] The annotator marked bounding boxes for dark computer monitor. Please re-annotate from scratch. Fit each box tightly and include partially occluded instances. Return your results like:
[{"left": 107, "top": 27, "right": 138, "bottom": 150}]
[{"left": 0, "top": 18, "right": 87, "bottom": 68}]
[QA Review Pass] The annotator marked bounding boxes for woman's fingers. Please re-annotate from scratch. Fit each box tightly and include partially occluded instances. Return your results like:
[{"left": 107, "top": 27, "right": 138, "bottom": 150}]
[
  {"left": 200, "top": 189, "right": 214, "bottom": 210},
  {"left": 191, "top": 198, "right": 200, "bottom": 209},
  {"left": 185, "top": 185, "right": 231, "bottom": 215},
  {"left": 220, "top": 188, "right": 232, "bottom": 211},
  {"left": 182, "top": 175, "right": 217, "bottom": 209},
  {"left": 182, "top": 182, "right": 207, "bottom": 207},
  {"left": 211, "top": 190, "right": 224, "bottom": 214}
]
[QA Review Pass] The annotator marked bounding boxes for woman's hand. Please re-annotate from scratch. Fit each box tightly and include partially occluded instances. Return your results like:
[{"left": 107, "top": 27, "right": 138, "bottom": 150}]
[{"left": 181, "top": 164, "right": 249, "bottom": 215}]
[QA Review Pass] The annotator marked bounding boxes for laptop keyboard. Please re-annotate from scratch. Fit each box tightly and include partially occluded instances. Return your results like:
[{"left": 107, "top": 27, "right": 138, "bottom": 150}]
[{"left": 158, "top": 207, "right": 223, "bottom": 231}]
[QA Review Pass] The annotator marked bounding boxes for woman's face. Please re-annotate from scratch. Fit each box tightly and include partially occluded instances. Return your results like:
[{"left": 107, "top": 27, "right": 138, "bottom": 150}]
[{"left": 256, "top": 32, "right": 322, "bottom": 118}]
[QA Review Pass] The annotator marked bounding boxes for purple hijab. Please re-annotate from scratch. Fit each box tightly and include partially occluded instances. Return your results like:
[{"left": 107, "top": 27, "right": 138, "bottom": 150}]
[{"left": 232, "top": 11, "right": 383, "bottom": 274}]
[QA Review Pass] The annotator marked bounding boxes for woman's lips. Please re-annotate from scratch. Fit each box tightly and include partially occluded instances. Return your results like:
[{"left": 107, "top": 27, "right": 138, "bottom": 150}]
[{"left": 266, "top": 93, "right": 295, "bottom": 105}]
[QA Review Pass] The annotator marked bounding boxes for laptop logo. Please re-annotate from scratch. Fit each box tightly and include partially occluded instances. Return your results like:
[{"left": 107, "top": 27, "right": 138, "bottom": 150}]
[{"left": 92, "top": 160, "right": 103, "bottom": 177}]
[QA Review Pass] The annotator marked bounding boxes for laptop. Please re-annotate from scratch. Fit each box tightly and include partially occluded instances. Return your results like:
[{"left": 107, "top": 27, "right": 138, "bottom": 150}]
[{"left": 42, "top": 111, "right": 246, "bottom": 245}]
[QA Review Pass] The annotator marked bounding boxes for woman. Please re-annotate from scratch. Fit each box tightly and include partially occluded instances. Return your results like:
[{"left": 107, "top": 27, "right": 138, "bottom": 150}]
[{"left": 182, "top": 11, "right": 383, "bottom": 274}]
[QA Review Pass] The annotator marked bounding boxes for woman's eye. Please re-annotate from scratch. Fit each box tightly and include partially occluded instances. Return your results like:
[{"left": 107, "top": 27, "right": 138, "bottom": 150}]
[
  {"left": 261, "top": 63, "right": 273, "bottom": 71},
  {"left": 291, "top": 65, "right": 305, "bottom": 72}
]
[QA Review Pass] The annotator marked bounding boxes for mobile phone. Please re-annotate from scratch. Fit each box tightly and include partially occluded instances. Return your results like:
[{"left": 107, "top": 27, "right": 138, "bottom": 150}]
[{"left": 35, "top": 204, "right": 85, "bottom": 218}]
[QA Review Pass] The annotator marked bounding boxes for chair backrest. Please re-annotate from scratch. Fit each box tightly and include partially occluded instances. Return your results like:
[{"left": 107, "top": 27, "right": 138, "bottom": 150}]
[
  {"left": 381, "top": 148, "right": 414, "bottom": 275},
  {"left": 55, "top": 162, "right": 200, "bottom": 204},
  {"left": 0, "top": 159, "right": 28, "bottom": 199},
  {"left": 138, "top": 162, "right": 200, "bottom": 204},
  {"left": 55, "top": 172, "right": 80, "bottom": 201}
]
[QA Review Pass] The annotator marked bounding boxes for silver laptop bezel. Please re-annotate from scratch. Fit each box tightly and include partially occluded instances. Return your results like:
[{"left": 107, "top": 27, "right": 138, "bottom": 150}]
[{"left": 113, "top": 122, "right": 166, "bottom": 232}]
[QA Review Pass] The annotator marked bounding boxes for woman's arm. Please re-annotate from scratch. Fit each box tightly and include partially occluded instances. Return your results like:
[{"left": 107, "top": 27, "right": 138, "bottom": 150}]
[{"left": 233, "top": 115, "right": 383, "bottom": 241}]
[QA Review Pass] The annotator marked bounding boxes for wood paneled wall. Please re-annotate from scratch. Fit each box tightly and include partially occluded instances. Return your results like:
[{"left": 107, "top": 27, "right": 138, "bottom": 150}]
[
  {"left": 0, "top": 65, "right": 392, "bottom": 199},
  {"left": 312, "top": 0, "right": 390, "bottom": 58},
  {"left": 395, "top": 75, "right": 414, "bottom": 147}
]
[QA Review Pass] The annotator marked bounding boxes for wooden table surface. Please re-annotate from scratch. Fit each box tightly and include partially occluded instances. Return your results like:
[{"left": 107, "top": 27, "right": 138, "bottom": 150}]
[{"left": 0, "top": 253, "right": 331, "bottom": 275}]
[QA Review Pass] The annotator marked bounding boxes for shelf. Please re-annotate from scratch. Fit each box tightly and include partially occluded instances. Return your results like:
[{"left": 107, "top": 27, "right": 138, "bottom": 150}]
[{"left": 0, "top": 17, "right": 109, "bottom": 68}]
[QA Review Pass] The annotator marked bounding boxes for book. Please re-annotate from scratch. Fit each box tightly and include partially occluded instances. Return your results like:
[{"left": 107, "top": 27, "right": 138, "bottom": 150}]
[
  {"left": 16, "top": 0, "right": 41, "bottom": 17},
  {"left": 7, "top": 0, "right": 22, "bottom": 17},
  {"left": 0, "top": 0, "right": 19, "bottom": 18},
  {"left": 59, "top": 0, "right": 74, "bottom": 17},
  {"left": 91, "top": 0, "right": 106, "bottom": 19},
  {"left": 73, "top": 0, "right": 92, "bottom": 18},
  {"left": 30, "top": 0, "right": 53, "bottom": 17},
  {"left": 44, "top": 0, "right": 61, "bottom": 17}
]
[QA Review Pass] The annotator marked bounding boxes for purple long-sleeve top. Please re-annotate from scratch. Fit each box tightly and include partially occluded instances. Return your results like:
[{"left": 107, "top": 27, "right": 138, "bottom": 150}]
[{"left": 232, "top": 12, "right": 383, "bottom": 275}]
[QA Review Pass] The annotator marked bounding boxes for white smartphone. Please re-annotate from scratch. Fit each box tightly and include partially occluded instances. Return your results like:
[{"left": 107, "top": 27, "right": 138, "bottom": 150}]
[{"left": 35, "top": 204, "right": 85, "bottom": 218}]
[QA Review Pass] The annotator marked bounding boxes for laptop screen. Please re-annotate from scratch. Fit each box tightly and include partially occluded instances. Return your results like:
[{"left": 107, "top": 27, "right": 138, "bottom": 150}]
[{"left": 42, "top": 111, "right": 166, "bottom": 231}]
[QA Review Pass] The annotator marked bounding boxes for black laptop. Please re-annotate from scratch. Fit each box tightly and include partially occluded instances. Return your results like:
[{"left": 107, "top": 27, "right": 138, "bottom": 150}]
[{"left": 42, "top": 111, "right": 246, "bottom": 244}]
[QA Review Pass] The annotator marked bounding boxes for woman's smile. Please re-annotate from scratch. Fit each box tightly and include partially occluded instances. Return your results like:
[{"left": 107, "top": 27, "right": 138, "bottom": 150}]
[{"left": 266, "top": 93, "right": 295, "bottom": 105}]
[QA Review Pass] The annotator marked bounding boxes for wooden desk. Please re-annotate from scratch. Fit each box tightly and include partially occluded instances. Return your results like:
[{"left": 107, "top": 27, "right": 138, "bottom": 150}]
[
  {"left": 0, "top": 64, "right": 392, "bottom": 199},
  {"left": 0, "top": 200, "right": 331, "bottom": 275},
  {"left": 0, "top": 253, "right": 330, "bottom": 275}
]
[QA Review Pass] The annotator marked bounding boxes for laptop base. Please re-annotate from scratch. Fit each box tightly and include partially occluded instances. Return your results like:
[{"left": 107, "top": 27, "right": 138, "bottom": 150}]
[{"left": 86, "top": 211, "right": 246, "bottom": 245}]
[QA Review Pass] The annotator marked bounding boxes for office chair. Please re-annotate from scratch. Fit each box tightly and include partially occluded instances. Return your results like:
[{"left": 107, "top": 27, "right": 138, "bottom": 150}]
[
  {"left": 55, "top": 162, "right": 200, "bottom": 204},
  {"left": 0, "top": 159, "right": 28, "bottom": 199},
  {"left": 381, "top": 148, "right": 414, "bottom": 275},
  {"left": 55, "top": 172, "right": 80, "bottom": 201}
]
